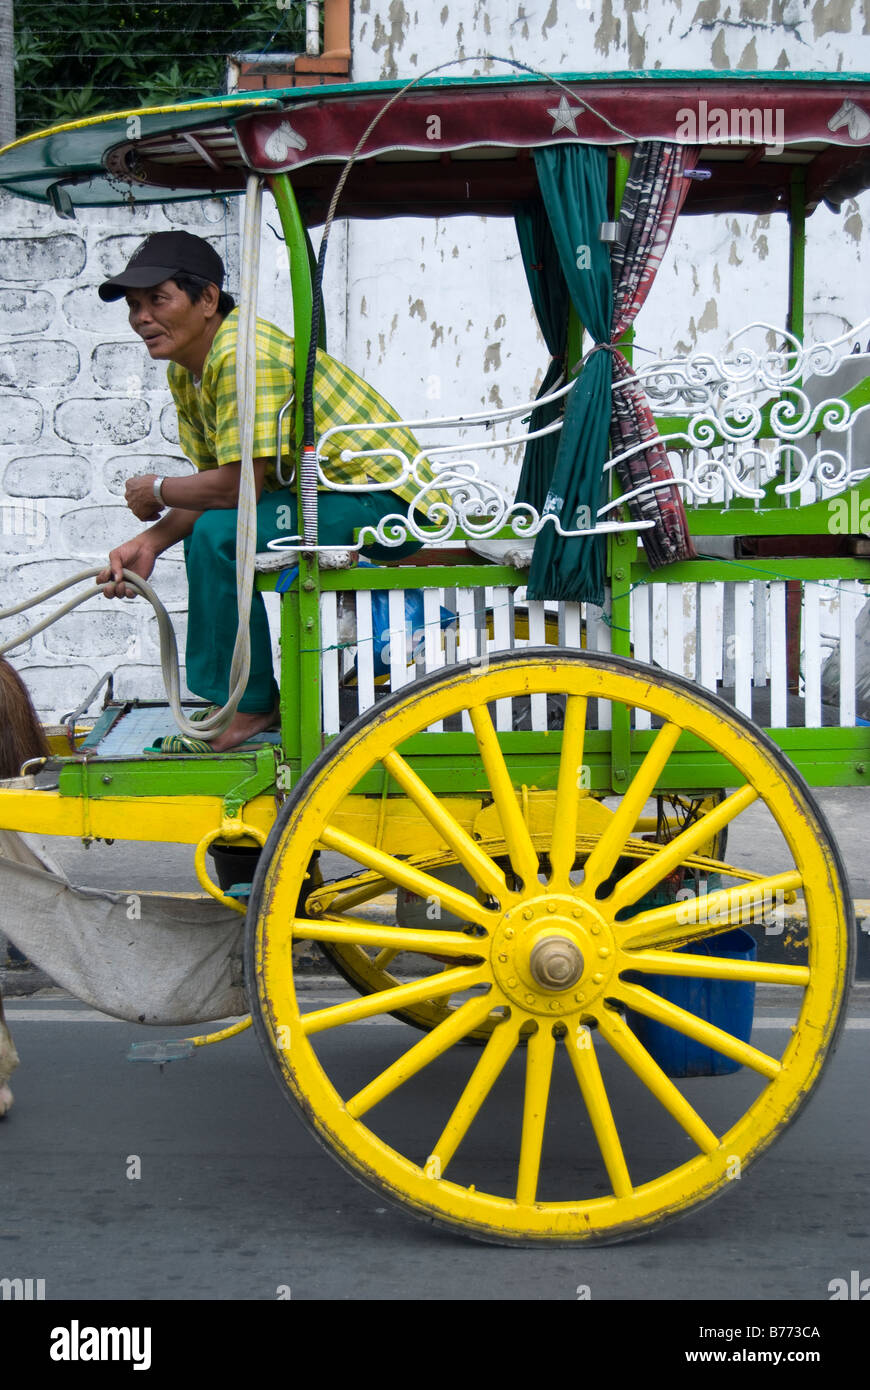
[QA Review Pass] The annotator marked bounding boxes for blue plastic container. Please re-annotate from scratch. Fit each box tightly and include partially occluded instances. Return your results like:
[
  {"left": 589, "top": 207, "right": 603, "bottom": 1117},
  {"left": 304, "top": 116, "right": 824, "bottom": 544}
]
[
  {"left": 353, "top": 563, "right": 456, "bottom": 677},
  {"left": 624, "top": 927, "right": 757, "bottom": 1078}
]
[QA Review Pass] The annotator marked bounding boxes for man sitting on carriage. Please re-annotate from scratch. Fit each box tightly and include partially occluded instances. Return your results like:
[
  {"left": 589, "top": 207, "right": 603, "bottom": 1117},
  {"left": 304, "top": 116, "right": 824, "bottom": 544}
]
[{"left": 97, "top": 231, "right": 429, "bottom": 753}]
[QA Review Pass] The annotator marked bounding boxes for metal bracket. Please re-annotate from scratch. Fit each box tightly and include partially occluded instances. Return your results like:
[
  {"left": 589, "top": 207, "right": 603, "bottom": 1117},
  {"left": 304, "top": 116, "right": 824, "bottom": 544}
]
[
  {"left": 61, "top": 672, "right": 115, "bottom": 748},
  {"left": 599, "top": 221, "right": 628, "bottom": 245},
  {"left": 275, "top": 392, "right": 296, "bottom": 486},
  {"left": 221, "top": 746, "right": 281, "bottom": 821},
  {"left": 47, "top": 181, "right": 76, "bottom": 220}
]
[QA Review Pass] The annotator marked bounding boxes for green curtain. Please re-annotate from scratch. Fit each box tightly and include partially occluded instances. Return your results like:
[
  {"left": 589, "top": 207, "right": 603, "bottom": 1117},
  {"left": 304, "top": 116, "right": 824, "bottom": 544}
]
[
  {"left": 514, "top": 202, "right": 568, "bottom": 514},
  {"left": 515, "top": 145, "right": 613, "bottom": 605}
]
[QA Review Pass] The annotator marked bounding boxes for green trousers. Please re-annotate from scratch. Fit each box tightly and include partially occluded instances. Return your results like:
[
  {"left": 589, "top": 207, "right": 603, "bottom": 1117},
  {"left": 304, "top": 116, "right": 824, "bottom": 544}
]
[{"left": 183, "top": 489, "right": 416, "bottom": 712}]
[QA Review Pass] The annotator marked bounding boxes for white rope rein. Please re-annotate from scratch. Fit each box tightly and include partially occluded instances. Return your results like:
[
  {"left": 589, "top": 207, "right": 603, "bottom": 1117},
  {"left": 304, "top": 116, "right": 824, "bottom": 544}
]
[{"left": 1, "top": 567, "right": 191, "bottom": 725}]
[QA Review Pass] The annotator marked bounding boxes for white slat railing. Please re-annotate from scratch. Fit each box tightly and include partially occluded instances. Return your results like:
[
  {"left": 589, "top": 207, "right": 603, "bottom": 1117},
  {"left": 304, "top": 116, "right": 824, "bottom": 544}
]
[
  {"left": 321, "top": 576, "right": 866, "bottom": 735},
  {"left": 627, "top": 578, "right": 866, "bottom": 729},
  {"left": 319, "top": 584, "right": 606, "bottom": 733}
]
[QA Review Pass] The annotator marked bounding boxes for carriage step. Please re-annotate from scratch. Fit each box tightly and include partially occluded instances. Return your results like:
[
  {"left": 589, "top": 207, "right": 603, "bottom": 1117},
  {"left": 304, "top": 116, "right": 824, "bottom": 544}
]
[{"left": 127, "top": 1040, "right": 196, "bottom": 1065}]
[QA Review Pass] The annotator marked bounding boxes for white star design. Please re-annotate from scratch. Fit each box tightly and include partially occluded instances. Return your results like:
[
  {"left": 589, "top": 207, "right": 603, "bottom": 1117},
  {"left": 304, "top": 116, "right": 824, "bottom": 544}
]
[{"left": 547, "top": 96, "right": 580, "bottom": 135}]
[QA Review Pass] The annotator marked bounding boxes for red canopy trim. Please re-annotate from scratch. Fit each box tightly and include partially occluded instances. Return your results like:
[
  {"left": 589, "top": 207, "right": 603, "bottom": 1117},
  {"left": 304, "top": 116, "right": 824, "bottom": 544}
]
[{"left": 234, "top": 81, "right": 870, "bottom": 174}]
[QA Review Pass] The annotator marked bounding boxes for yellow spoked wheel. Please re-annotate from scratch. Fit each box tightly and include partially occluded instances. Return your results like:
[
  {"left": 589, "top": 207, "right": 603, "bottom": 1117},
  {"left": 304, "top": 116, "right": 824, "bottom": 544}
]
[{"left": 247, "top": 652, "right": 853, "bottom": 1245}]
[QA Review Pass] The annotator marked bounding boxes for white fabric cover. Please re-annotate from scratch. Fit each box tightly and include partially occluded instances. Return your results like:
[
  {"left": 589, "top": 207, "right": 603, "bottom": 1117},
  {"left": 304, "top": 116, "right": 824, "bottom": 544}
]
[
  {"left": 821, "top": 598, "right": 870, "bottom": 722},
  {"left": 0, "top": 831, "right": 247, "bottom": 1025}
]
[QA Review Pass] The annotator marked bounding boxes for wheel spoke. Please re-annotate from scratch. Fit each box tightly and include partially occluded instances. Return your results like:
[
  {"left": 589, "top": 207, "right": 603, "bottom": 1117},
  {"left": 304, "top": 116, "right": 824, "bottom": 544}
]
[
  {"left": 319, "top": 825, "right": 498, "bottom": 928},
  {"left": 469, "top": 704, "right": 540, "bottom": 886},
  {"left": 373, "top": 947, "right": 400, "bottom": 969},
  {"left": 426, "top": 1012, "right": 524, "bottom": 1178},
  {"left": 312, "top": 876, "right": 390, "bottom": 916},
  {"left": 516, "top": 1023, "right": 556, "bottom": 1205},
  {"left": 549, "top": 695, "right": 589, "bottom": 887},
  {"left": 581, "top": 723, "right": 683, "bottom": 896},
  {"left": 300, "top": 964, "right": 487, "bottom": 1036},
  {"left": 596, "top": 1010, "right": 719, "bottom": 1155},
  {"left": 617, "top": 981, "right": 782, "bottom": 1079},
  {"left": 345, "top": 992, "right": 496, "bottom": 1118},
  {"left": 292, "top": 916, "right": 488, "bottom": 960},
  {"left": 624, "top": 950, "right": 810, "bottom": 988},
  {"left": 382, "top": 750, "right": 508, "bottom": 900},
  {"left": 565, "top": 1024, "right": 633, "bottom": 1197},
  {"left": 607, "top": 784, "right": 759, "bottom": 915},
  {"left": 619, "top": 870, "right": 803, "bottom": 950}
]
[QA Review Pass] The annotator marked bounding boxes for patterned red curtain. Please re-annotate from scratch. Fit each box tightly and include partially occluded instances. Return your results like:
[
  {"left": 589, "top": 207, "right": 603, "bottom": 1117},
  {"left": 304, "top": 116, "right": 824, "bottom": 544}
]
[{"left": 609, "top": 143, "right": 699, "bottom": 567}]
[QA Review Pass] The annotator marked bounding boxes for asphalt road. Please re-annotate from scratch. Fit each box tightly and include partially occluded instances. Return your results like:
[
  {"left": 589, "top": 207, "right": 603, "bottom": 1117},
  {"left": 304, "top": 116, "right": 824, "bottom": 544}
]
[{"left": 1, "top": 986, "right": 868, "bottom": 1303}]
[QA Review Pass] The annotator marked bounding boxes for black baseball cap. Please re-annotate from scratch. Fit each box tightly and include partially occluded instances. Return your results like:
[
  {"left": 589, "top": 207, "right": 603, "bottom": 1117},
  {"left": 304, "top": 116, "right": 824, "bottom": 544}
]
[{"left": 98, "top": 232, "right": 225, "bottom": 302}]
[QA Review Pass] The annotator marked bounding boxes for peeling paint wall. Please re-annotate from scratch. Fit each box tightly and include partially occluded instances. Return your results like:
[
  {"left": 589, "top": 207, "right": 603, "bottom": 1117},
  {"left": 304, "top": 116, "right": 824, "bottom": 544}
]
[{"left": 354, "top": 0, "right": 870, "bottom": 80}]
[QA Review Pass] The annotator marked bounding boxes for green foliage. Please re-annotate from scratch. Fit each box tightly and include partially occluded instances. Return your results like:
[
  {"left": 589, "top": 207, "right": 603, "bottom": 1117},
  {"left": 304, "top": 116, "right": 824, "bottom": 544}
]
[{"left": 14, "top": 1, "right": 309, "bottom": 133}]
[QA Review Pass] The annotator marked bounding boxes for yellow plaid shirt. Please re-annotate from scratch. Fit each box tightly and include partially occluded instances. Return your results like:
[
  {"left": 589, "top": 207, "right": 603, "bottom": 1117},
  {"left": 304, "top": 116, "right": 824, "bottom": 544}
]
[{"left": 167, "top": 310, "right": 438, "bottom": 507}]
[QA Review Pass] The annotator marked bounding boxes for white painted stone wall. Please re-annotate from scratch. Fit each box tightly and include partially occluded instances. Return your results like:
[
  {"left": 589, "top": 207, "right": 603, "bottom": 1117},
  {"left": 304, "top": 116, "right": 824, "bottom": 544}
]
[
  {"left": 0, "top": 193, "right": 239, "bottom": 718},
  {"left": 3, "top": 0, "right": 870, "bottom": 720}
]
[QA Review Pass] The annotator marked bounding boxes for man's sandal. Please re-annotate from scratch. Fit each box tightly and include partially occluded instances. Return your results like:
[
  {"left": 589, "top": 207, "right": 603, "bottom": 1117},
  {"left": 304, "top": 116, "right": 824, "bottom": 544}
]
[
  {"left": 152, "top": 733, "right": 214, "bottom": 754},
  {"left": 148, "top": 706, "right": 217, "bottom": 753},
  {"left": 188, "top": 706, "right": 220, "bottom": 725}
]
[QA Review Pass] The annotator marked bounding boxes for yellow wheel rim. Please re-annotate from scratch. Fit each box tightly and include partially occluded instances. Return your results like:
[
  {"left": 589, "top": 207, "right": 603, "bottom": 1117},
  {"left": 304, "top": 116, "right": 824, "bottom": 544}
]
[{"left": 248, "top": 653, "right": 853, "bottom": 1245}]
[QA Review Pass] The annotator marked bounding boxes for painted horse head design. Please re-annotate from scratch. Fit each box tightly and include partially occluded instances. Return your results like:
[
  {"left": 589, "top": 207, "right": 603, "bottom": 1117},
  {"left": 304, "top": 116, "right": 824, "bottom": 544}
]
[
  {"left": 828, "top": 99, "right": 870, "bottom": 141},
  {"left": 263, "top": 120, "right": 309, "bottom": 163}
]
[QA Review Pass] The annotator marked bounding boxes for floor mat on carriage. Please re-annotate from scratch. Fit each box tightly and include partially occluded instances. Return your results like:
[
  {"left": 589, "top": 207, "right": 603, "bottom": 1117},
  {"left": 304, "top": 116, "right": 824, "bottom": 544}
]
[{"left": 79, "top": 704, "right": 281, "bottom": 756}]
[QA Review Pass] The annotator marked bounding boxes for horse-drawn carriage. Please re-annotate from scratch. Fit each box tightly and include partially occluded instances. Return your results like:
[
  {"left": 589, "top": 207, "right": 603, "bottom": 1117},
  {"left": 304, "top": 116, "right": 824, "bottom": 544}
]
[{"left": 0, "top": 67, "right": 867, "bottom": 1243}]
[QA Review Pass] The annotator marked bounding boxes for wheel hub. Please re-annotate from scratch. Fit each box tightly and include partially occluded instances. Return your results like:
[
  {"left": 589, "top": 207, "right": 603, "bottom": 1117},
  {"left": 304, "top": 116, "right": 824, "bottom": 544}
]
[
  {"left": 489, "top": 894, "right": 615, "bottom": 1016},
  {"left": 529, "top": 936, "right": 584, "bottom": 990}
]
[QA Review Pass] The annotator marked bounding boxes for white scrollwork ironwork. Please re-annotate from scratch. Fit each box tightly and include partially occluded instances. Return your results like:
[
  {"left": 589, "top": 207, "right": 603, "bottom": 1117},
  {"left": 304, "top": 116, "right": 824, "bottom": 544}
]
[
  {"left": 676, "top": 390, "right": 864, "bottom": 449},
  {"left": 599, "top": 439, "right": 870, "bottom": 518},
  {"left": 353, "top": 456, "right": 653, "bottom": 550},
  {"left": 637, "top": 318, "right": 870, "bottom": 418},
  {"left": 282, "top": 319, "right": 870, "bottom": 546},
  {"left": 307, "top": 376, "right": 653, "bottom": 548},
  {"left": 616, "top": 320, "right": 870, "bottom": 510}
]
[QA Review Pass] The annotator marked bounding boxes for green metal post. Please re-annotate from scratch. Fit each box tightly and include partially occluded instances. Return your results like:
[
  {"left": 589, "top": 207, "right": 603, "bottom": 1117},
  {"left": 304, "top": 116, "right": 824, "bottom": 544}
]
[
  {"left": 269, "top": 172, "right": 313, "bottom": 460},
  {"left": 268, "top": 173, "right": 323, "bottom": 772},
  {"left": 612, "top": 151, "right": 634, "bottom": 367}
]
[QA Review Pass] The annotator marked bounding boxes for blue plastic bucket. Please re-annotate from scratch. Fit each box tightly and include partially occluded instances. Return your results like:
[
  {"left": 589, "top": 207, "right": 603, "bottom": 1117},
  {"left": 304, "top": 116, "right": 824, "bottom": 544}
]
[{"left": 624, "top": 927, "right": 757, "bottom": 1077}]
